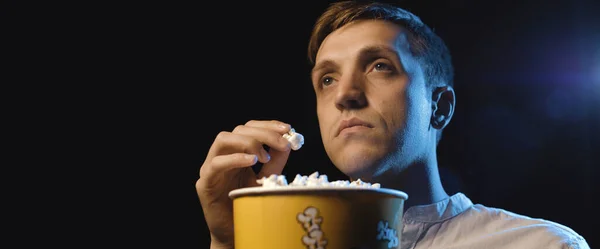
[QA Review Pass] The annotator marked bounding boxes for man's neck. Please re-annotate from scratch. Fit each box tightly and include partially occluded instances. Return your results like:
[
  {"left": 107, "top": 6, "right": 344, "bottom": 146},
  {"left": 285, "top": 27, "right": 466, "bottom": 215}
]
[{"left": 372, "top": 157, "right": 449, "bottom": 211}]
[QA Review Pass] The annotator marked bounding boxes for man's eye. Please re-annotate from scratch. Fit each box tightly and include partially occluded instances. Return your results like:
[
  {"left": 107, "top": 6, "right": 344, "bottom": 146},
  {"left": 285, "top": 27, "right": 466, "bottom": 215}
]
[
  {"left": 321, "top": 76, "right": 334, "bottom": 86},
  {"left": 374, "top": 62, "right": 393, "bottom": 71}
]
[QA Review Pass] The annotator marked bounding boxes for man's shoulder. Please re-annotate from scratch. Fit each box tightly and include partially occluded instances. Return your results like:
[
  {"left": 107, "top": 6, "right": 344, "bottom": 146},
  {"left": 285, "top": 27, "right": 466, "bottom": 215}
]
[{"left": 462, "top": 204, "right": 590, "bottom": 249}]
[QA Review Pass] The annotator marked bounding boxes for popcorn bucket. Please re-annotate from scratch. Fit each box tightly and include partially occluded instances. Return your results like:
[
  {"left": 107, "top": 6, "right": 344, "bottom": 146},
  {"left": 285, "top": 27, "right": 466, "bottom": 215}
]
[{"left": 229, "top": 186, "right": 408, "bottom": 249}]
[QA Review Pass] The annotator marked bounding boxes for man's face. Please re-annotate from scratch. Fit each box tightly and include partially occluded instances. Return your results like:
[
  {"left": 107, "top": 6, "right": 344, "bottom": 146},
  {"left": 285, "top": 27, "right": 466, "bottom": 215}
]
[{"left": 311, "top": 20, "right": 433, "bottom": 180}]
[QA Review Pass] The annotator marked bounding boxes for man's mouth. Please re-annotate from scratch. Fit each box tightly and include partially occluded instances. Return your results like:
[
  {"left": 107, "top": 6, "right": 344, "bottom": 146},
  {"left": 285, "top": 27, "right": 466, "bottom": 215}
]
[{"left": 337, "top": 117, "right": 374, "bottom": 136}]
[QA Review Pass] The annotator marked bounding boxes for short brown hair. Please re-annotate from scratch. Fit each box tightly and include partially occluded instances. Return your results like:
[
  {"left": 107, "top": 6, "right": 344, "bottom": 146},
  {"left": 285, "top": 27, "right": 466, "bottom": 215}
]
[{"left": 307, "top": 0, "right": 454, "bottom": 88}]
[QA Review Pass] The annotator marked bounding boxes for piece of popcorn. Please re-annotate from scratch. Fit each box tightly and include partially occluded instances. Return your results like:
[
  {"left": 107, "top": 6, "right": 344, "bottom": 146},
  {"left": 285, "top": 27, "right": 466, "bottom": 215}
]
[{"left": 283, "top": 128, "right": 304, "bottom": 151}]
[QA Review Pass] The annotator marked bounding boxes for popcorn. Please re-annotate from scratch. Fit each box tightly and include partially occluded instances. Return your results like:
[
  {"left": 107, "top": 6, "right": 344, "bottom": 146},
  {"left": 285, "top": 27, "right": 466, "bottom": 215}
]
[
  {"left": 256, "top": 171, "right": 381, "bottom": 189},
  {"left": 256, "top": 174, "right": 288, "bottom": 188},
  {"left": 283, "top": 128, "right": 304, "bottom": 151}
]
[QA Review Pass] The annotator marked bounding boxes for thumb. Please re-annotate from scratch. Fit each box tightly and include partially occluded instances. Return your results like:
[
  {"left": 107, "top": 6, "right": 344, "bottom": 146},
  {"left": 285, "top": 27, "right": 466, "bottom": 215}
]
[{"left": 257, "top": 147, "right": 291, "bottom": 178}]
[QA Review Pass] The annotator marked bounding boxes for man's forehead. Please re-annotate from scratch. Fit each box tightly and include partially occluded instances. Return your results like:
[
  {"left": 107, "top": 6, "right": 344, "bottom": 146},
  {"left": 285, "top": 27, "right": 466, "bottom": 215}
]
[{"left": 314, "top": 19, "right": 409, "bottom": 65}]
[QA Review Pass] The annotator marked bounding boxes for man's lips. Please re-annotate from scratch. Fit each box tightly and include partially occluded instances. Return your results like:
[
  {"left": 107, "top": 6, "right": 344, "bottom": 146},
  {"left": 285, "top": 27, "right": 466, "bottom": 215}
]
[{"left": 336, "top": 118, "right": 374, "bottom": 136}]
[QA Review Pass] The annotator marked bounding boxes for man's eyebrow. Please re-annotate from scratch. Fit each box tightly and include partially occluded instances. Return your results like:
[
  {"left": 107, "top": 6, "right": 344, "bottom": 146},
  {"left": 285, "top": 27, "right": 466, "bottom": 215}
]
[
  {"left": 311, "top": 60, "right": 338, "bottom": 77},
  {"left": 311, "top": 45, "right": 400, "bottom": 76}
]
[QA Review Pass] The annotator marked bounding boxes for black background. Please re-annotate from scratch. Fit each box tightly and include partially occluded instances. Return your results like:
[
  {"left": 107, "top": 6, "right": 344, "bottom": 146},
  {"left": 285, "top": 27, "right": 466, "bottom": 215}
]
[{"left": 6, "top": 0, "right": 599, "bottom": 248}]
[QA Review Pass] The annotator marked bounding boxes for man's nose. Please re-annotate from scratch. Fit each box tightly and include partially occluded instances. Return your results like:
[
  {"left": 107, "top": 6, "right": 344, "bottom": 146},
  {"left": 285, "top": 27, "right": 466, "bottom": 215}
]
[{"left": 335, "top": 73, "right": 367, "bottom": 110}]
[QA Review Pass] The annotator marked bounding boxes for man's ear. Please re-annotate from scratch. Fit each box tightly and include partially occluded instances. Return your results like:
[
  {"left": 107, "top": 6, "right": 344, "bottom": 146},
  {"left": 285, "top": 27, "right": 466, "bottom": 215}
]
[{"left": 431, "top": 86, "right": 455, "bottom": 130}]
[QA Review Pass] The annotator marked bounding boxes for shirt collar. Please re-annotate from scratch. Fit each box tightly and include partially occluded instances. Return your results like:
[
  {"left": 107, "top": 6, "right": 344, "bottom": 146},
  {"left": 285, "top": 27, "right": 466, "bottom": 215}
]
[{"left": 403, "top": 192, "right": 473, "bottom": 223}]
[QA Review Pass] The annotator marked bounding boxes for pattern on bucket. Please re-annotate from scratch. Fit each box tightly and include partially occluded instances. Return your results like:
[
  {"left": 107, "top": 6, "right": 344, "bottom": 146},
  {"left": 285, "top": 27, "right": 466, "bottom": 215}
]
[
  {"left": 376, "top": 220, "right": 398, "bottom": 248},
  {"left": 297, "top": 206, "right": 328, "bottom": 249}
]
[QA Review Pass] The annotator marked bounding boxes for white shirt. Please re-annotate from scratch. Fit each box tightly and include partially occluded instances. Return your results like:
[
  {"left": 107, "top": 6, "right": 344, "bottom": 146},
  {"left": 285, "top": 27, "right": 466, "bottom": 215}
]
[{"left": 400, "top": 193, "right": 590, "bottom": 249}]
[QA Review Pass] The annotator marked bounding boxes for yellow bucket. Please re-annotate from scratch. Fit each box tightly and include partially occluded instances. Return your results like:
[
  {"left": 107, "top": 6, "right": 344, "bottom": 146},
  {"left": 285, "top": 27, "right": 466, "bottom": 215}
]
[{"left": 229, "top": 186, "right": 408, "bottom": 249}]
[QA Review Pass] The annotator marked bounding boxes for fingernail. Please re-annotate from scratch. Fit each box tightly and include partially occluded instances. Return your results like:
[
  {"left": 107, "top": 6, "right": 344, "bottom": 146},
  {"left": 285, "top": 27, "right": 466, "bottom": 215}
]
[
  {"left": 262, "top": 150, "right": 271, "bottom": 162},
  {"left": 246, "top": 154, "right": 258, "bottom": 163},
  {"left": 279, "top": 137, "right": 291, "bottom": 150}
]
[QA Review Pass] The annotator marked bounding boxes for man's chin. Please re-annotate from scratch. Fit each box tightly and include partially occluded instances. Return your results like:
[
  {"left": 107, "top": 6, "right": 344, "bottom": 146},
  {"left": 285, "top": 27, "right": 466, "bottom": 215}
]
[
  {"left": 335, "top": 157, "right": 380, "bottom": 181},
  {"left": 328, "top": 141, "right": 387, "bottom": 180}
]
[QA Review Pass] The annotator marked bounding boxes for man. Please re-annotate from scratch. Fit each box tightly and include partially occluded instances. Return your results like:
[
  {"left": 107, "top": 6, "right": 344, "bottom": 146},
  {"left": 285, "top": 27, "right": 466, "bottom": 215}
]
[{"left": 196, "top": 1, "right": 590, "bottom": 248}]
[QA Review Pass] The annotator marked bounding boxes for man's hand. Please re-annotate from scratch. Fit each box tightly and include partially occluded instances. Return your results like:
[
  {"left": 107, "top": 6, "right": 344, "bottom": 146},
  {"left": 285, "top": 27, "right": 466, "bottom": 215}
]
[{"left": 196, "top": 120, "right": 293, "bottom": 248}]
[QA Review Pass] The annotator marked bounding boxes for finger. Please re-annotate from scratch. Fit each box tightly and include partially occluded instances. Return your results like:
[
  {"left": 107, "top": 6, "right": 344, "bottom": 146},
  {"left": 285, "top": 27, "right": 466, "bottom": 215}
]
[
  {"left": 200, "top": 153, "right": 258, "bottom": 179},
  {"left": 207, "top": 131, "right": 272, "bottom": 163},
  {"left": 257, "top": 147, "right": 291, "bottom": 178},
  {"left": 211, "top": 153, "right": 258, "bottom": 171},
  {"left": 231, "top": 125, "right": 292, "bottom": 152},
  {"left": 244, "top": 120, "right": 291, "bottom": 135}
]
